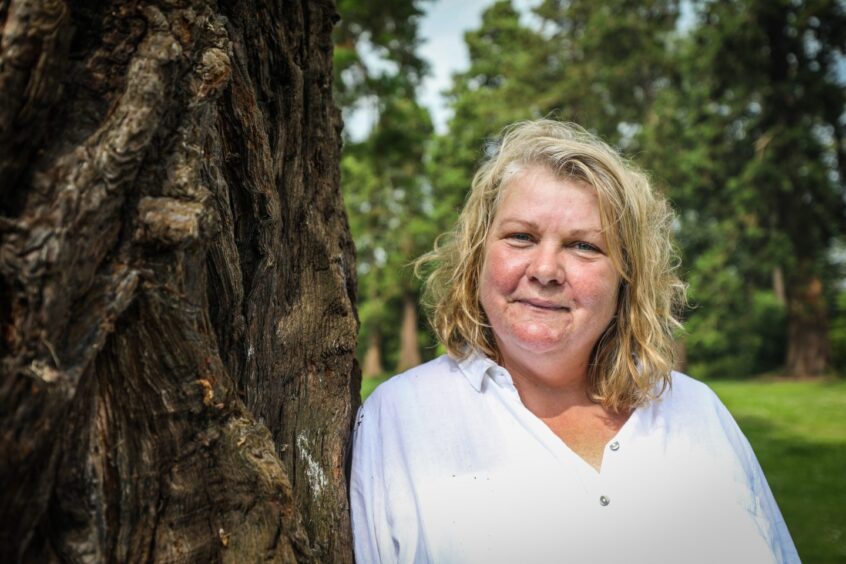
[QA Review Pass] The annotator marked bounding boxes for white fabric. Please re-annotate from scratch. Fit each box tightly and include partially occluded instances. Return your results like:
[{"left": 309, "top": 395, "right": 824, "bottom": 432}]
[{"left": 350, "top": 352, "right": 800, "bottom": 564}]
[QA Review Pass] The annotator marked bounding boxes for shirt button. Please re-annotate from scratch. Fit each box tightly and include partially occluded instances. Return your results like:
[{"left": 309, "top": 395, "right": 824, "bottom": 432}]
[
  {"left": 599, "top": 495, "right": 610, "bottom": 506},
  {"left": 609, "top": 441, "right": 620, "bottom": 451}
]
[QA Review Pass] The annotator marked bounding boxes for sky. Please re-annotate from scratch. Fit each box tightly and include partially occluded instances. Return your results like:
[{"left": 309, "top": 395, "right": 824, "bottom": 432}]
[
  {"left": 417, "top": 0, "right": 499, "bottom": 134},
  {"left": 346, "top": 0, "right": 536, "bottom": 140}
]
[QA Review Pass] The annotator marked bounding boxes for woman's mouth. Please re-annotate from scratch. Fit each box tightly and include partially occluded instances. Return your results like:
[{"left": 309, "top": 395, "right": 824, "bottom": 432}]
[{"left": 517, "top": 299, "right": 569, "bottom": 311}]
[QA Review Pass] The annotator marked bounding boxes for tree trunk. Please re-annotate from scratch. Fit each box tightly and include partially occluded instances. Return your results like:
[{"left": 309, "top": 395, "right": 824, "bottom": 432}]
[
  {"left": 361, "top": 329, "right": 384, "bottom": 378},
  {"left": 397, "top": 292, "right": 421, "bottom": 373},
  {"left": 673, "top": 339, "right": 688, "bottom": 373},
  {"left": 772, "top": 266, "right": 786, "bottom": 306},
  {"left": 785, "top": 271, "right": 830, "bottom": 376},
  {"left": 0, "top": 1, "right": 359, "bottom": 562}
]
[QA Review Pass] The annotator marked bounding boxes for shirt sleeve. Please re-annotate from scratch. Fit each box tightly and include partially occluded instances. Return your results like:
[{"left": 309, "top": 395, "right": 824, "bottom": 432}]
[
  {"left": 350, "top": 402, "right": 396, "bottom": 563},
  {"left": 350, "top": 382, "right": 430, "bottom": 564},
  {"left": 713, "top": 397, "right": 801, "bottom": 564}
]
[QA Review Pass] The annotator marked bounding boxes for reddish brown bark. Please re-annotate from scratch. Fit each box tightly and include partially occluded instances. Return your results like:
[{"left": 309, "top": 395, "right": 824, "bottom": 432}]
[
  {"left": 397, "top": 292, "right": 421, "bottom": 373},
  {"left": 785, "top": 273, "right": 830, "bottom": 376},
  {"left": 362, "top": 328, "right": 384, "bottom": 378}
]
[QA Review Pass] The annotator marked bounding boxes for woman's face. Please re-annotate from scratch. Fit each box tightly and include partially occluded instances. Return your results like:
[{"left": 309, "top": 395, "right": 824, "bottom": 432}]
[{"left": 479, "top": 166, "right": 621, "bottom": 376}]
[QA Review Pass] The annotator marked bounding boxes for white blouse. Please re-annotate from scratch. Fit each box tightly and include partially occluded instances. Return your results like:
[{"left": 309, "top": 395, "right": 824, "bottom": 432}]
[{"left": 350, "top": 353, "right": 799, "bottom": 563}]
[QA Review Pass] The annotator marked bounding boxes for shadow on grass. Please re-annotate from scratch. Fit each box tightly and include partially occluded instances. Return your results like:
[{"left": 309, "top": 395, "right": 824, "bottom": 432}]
[{"left": 732, "top": 414, "right": 846, "bottom": 564}]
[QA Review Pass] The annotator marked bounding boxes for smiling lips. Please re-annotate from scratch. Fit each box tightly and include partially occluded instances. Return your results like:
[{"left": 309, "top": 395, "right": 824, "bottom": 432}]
[{"left": 516, "top": 298, "right": 570, "bottom": 311}]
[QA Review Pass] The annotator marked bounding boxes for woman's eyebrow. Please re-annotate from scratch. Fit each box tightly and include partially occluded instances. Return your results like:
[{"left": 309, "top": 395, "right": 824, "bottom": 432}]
[
  {"left": 496, "top": 218, "right": 539, "bottom": 229},
  {"left": 568, "top": 228, "right": 603, "bottom": 238},
  {"left": 496, "top": 218, "right": 602, "bottom": 237}
]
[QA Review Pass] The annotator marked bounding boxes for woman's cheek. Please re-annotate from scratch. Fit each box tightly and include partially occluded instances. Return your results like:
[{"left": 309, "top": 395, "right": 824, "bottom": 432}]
[
  {"left": 484, "top": 245, "right": 525, "bottom": 293},
  {"left": 573, "top": 264, "right": 620, "bottom": 309}
]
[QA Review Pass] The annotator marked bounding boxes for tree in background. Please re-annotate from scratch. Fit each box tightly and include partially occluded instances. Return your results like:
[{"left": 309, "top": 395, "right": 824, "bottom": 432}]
[
  {"left": 643, "top": 0, "right": 846, "bottom": 376},
  {"left": 334, "top": 0, "right": 428, "bottom": 111},
  {"left": 335, "top": 0, "right": 435, "bottom": 377},
  {"left": 1, "top": 1, "right": 357, "bottom": 561},
  {"left": 343, "top": 93, "right": 434, "bottom": 375},
  {"left": 530, "top": 0, "right": 680, "bottom": 146}
]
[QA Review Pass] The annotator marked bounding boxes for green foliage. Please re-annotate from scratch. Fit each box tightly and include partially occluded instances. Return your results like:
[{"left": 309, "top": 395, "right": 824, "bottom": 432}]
[
  {"left": 641, "top": 0, "right": 846, "bottom": 374},
  {"left": 430, "top": 0, "right": 680, "bottom": 213},
  {"left": 336, "top": 0, "right": 437, "bottom": 373},
  {"left": 530, "top": 0, "right": 680, "bottom": 145},
  {"left": 685, "top": 287, "right": 787, "bottom": 379},
  {"left": 343, "top": 90, "right": 436, "bottom": 357},
  {"left": 333, "top": 0, "right": 429, "bottom": 108}
]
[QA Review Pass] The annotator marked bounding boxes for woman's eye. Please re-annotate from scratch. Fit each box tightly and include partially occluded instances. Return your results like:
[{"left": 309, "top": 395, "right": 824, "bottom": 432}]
[
  {"left": 572, "top": 241, "right": 600, "bottom": 253},
  {"left": 508, "top": 233, "right": 533, "bottom": 242}
]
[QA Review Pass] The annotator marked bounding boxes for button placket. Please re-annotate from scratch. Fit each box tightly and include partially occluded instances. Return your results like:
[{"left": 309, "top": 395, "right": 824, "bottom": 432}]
[{"left": 597, "top": 441, "right": 621, "bottom": 509}]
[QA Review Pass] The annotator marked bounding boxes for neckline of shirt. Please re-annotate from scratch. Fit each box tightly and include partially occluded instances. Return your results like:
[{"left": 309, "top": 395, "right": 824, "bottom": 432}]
[
  {"left": 455, "top": 349, "right": 500, "bottom": 392},
  {"left": 456, "top": 349, "right": 649, "bottom": 478}
]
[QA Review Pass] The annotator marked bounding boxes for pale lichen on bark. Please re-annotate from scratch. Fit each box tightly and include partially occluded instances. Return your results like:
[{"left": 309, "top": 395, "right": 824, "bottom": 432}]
[{"left": 134, "top": 197, "right": 205, "bottom": 246}]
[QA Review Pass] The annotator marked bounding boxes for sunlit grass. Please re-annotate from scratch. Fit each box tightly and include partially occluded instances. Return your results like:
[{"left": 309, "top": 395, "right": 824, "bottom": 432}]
[{"left": 359, "top": 375, "right": 846, "bottom": 562}]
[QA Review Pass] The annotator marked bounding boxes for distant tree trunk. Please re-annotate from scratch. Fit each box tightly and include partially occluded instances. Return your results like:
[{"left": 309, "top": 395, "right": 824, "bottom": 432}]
[
  {"left": 0, "top": 1, "right": 359, "bottom": 562},
  {"left": 772, "top": 266, "right": 786, "bottom": 306},
  {"left": 673, "top": 339, "right": 688, "bottom": 373},
  {"left": 397, "top": 292, "right": 421, "bottom": 372},
  {"left": 785, "top": 269, "right": 830, "bottom": 376},
  {"left": 362, "top": 329, "right": 384, "bottom": 378}
]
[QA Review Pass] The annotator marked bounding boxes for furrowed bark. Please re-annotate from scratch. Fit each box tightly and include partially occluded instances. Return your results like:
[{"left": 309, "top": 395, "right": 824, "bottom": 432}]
[{"left": 0, "top": 1, "right": 359, "bottom": 561}]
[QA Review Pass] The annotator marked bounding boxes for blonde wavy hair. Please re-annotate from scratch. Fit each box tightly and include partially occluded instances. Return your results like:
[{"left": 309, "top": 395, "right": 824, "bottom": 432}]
[{"left": 416, "top": 119, "right": 686, "bottom": 411}]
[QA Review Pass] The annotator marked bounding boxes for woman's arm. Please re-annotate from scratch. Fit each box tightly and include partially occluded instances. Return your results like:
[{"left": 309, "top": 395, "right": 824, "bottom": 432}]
[{"left": 350, "top": 403, "right": 396, "bottom": 563}]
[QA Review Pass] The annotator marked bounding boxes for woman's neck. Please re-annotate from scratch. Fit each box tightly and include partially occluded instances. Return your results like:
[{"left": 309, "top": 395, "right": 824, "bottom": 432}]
[{"left": 500, "top": 351, "right": 593, "bottom": 417}]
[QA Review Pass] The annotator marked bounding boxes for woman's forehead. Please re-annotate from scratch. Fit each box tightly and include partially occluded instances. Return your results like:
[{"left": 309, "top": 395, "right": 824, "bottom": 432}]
[{"left": 493, "top": 165, "right": 598, "bottom": 217}]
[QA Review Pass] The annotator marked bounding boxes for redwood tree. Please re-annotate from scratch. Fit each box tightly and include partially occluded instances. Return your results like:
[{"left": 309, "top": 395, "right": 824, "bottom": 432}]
[{"left": 0, "top": 0, "right": 359, "bottom": 561}]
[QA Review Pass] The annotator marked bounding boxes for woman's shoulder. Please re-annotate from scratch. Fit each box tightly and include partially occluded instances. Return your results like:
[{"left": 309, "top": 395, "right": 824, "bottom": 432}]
[
  {"left": 666, "top": 370, "right": 721, "bottom": 402},
  {"left": 355, "top": 354, "right": 482, "bottom": 446},
  {"left": 652, "top": 371, "right": 756, "bottom": 457},
  {"left": 361, "top": 354, "right": 468, "bottom": 413},
  {"left": 655, "top": 371, "right": 736, "bottom": 426}
]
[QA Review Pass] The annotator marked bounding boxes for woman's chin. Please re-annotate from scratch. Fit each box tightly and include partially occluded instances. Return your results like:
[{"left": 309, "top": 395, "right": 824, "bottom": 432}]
[{"left": 504, "top": 327, "right": 569, "bottom": 356}]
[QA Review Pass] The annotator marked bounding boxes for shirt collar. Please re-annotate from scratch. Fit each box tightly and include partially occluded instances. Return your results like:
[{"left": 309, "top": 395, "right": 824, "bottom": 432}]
[{"left": 456, "top": 349, "right": 499, "bottom": 393}]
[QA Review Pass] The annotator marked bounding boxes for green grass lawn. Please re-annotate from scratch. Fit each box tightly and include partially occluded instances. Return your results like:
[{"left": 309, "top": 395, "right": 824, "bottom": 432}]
[{"left": 360, "top": 375, "right": 846, "bottom": 562}]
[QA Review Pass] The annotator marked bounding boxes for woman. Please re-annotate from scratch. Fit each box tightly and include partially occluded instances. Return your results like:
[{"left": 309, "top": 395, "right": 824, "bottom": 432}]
[{"left": 350, "top": 120, "right": 798, "bottom": 563}]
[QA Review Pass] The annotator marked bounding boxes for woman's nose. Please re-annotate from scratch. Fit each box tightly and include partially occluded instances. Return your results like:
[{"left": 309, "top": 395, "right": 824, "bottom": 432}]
[{"left": 527, "top": 244, "right": 564, "bottom": 285}]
